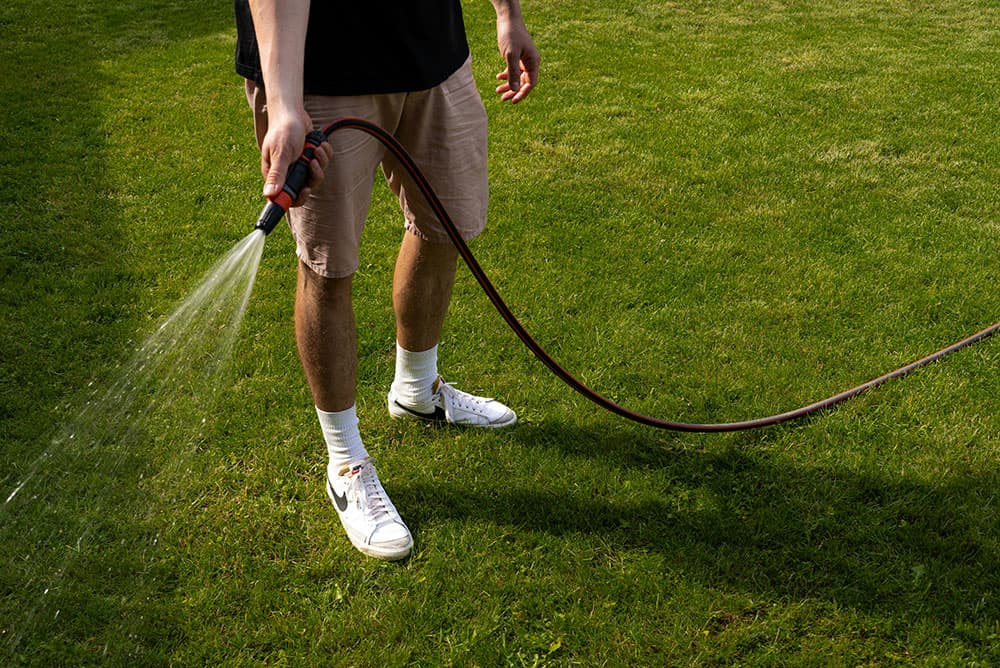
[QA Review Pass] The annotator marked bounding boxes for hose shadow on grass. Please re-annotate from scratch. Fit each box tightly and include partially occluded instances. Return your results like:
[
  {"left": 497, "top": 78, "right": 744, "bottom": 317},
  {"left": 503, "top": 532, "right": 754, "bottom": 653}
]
[{"left": 393, "top": 418, "right": 1000, "bottom": 625}]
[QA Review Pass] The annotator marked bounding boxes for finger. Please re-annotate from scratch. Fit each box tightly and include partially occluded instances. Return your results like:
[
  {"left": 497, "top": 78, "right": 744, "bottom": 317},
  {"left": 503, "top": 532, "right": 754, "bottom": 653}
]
[
  {"left": 496, "top": 75, "right": 524, "bottom": 102},
  {"left": 315, "top": 141, "right": 333, "bottom": 169},
  {"left": 496, "top": 69, "right": 511, "bottom": 90},
  {"left": 497, "top": 80, "right": 518, "bottom": 102},
  {"left": 511, "top": 55, "right": 540, "bottom": 103},
  {"left": 510, "top": 75, "right": 535, "bottom": 103},
  {"left": 496, "top": 63, "right": 538, "bottom": 103},
  {"left": 293, "top": 186, "right": 311, "bottom": 208},
  {"left": 306, "top": 157, "right": 325, "bottom": 190}
]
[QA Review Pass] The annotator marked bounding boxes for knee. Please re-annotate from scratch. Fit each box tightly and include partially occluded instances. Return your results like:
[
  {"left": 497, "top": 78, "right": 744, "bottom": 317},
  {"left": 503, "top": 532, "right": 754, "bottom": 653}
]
[{"left": 298, "top": 260, "right": 353, "bottom": 305}]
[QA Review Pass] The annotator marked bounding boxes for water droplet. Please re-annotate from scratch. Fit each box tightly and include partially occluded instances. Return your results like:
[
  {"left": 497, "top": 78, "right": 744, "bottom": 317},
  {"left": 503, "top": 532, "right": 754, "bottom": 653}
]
[
  {"left": 5, "top": 480, "right": 27, "bottom": 504},
  {"left": 6, "top": 232, "right": 266, "bottom": 639}
]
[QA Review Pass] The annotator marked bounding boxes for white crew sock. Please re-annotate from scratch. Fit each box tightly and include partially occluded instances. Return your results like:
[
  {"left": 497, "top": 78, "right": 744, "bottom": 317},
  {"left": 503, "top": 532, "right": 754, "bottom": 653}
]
[
  {"left": 316, "top": 405, "right": 368, "bottom": 477},
  {"left": 390, "top": 342, "right": 438, "bottom": 412}
]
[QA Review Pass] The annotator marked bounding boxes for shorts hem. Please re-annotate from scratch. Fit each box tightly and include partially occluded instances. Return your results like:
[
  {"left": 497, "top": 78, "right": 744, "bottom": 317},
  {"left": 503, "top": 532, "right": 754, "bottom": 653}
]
[
  {"left": 295, "top": 248, "right": 359, "bottom": 280},
  {"left": 403, "top": 221, "right": 484, "bottom": 245}
]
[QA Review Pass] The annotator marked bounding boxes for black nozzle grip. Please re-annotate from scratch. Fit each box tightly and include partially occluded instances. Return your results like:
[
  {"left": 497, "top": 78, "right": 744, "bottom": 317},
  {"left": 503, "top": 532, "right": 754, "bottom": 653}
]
[{"left": 254, "top": 130, "right": 328, "bottom": 235}]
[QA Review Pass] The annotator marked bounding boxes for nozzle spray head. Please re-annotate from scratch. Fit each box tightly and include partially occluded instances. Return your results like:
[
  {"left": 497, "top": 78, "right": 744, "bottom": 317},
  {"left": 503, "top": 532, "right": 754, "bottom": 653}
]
[
  {"left": 254, "top": 200, "right": 287, "bottom": 236},
  {"left": 254, "top": 129, "right": 328, "bottom": 235}
]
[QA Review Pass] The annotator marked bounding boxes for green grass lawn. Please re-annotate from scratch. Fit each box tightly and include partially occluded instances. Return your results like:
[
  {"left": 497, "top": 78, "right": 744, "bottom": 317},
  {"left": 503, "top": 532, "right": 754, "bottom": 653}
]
[{"left": 3, "top": 0, "right": 1000, "bottom": 665}]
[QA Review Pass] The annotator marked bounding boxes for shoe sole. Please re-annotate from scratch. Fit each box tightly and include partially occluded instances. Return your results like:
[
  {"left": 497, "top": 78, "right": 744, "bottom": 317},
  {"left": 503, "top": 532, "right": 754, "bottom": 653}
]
[{"left": 387, "top": 395, "right": 517, "bottom": 428}]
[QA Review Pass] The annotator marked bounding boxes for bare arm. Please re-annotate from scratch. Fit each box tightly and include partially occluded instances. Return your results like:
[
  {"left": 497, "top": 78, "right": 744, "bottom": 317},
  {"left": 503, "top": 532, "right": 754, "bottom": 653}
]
[
  {"left": 249, "top": 0, "right": 328, "bottom": 202},
  {"left": 490, "top": 0, "right": 540, "bottom": 103}
]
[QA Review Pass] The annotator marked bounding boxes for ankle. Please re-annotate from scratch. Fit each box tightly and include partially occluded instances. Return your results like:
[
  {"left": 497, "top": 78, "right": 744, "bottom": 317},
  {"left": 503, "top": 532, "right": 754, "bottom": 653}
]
[
  {"left": 316, "top": 404, "right": 368, "bottom": 471},
  {"left": 391, "top": 342, "right": 438, "bottom": 408}
]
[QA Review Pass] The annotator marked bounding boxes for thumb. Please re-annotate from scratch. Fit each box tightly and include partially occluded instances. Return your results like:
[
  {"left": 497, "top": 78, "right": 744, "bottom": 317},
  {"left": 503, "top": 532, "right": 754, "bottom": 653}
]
[
  {"left": 261, "top": 145, "right": 290, "bottom": 199},
  {"left": 262, "top": 152, "right": 285, "bottom": 199},
  {"left": 263, "top": 166, "right": 284, "bottom": 199},
  {"left": 505, "top": 53, "right": 521, "bottom": 92}
]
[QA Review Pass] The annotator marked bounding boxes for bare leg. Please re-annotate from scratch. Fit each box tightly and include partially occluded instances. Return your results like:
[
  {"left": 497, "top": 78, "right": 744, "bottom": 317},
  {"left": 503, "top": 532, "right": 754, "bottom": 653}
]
[
  {"left": 295, "top": 260, "right": 357, "bottom": 412},
  {"left": 388, "top": 231, "right": 518, "bottom": 428},
  {"left": 392, "top": 232, "right": 459, "bottom": 352}
]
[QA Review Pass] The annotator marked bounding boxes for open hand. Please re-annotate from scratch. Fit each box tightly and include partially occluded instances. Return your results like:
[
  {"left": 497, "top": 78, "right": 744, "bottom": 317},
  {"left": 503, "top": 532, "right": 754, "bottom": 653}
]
[{"left": 495, "top": 16, "right": 539, "bottom": 104}]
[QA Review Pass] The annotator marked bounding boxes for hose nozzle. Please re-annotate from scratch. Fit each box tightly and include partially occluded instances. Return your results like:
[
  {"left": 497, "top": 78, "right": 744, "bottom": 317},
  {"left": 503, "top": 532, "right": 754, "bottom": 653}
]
[{"left": 254, "top": 130, "right": 328, "bottom": 235}]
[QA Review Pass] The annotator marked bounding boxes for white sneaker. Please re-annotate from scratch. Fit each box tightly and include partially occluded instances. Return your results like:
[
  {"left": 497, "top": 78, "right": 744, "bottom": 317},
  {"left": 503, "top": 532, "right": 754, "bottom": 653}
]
[
  {"left": 388, "top": 376, "right": 517, "bottom": 428},
  {"left": 326, "top": 458, "right": 412, "bottom": 561}
]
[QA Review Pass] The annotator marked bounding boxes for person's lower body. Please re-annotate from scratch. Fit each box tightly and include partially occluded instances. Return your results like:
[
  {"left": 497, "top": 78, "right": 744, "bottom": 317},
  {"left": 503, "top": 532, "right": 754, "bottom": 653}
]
[{"left": 246, "top": 58, "right": 516, "bottom": 561}]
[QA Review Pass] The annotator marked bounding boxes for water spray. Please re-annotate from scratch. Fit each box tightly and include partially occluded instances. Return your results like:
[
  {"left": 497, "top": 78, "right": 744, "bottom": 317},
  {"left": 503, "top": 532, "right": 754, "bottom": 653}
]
[{"left": 258, "top": 117, "right": 999, "bottom": 432}]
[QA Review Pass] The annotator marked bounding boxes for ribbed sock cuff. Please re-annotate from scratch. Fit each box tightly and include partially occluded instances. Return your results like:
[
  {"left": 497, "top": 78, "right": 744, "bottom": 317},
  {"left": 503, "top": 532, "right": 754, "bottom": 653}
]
[
  {"left": 391, "top": 342, "right": 438, "bottom": 411},
  {"left": 316, "top": 404, "right": 368, "bottom": 470}
]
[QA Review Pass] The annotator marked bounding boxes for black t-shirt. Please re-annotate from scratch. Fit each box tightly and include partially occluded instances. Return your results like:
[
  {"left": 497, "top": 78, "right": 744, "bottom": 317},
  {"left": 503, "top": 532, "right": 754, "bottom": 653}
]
[{"left": 234, "top": 1, "right": 470, "bottom": 96}]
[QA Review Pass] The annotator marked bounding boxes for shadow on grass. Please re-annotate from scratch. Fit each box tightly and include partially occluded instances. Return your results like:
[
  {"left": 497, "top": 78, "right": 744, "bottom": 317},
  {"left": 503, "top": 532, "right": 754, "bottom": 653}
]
[
  {"left": 1, "top": 1, "right": 238, "bottom": 665},
  {"left": 395, "top": 418, "right": 1000, "bottom": 626}
]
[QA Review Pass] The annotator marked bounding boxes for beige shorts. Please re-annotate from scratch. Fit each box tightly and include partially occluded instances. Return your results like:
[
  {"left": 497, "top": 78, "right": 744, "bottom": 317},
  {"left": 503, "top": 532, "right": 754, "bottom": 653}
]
[{"left": 246, "top": 58, "right": 488, "bottom": 278}]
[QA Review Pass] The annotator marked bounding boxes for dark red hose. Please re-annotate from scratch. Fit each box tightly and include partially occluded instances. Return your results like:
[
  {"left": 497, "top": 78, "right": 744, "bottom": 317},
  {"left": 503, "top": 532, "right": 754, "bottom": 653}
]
[{"left": 320, "top": 117, "right": 998, "bottom": 432}]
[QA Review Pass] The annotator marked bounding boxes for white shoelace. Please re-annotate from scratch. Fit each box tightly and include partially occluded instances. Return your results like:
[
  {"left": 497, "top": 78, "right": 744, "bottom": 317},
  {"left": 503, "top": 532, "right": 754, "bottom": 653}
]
[
  {"left": 348, "top": 461, "right": 396, "bottom": 526},
  {"left": 437, "top": 380, "right": 493, "bottom": 412}
]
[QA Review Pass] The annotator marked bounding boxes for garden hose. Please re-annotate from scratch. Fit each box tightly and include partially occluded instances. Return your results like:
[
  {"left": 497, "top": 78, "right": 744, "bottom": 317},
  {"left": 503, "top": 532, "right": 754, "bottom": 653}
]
[{"left": 253, "top": 117, "right": 999, "bottom": 432}]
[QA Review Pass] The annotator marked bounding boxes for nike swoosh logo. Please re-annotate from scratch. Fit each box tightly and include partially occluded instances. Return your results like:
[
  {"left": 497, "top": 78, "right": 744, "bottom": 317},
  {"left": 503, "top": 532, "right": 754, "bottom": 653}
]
[
  {"left": 393, "top": 400, "right": 446, "bottom": 421},
  {"left": 328, "top": 479, "right": 349, "bottom": 512}
]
